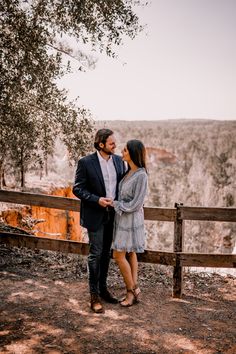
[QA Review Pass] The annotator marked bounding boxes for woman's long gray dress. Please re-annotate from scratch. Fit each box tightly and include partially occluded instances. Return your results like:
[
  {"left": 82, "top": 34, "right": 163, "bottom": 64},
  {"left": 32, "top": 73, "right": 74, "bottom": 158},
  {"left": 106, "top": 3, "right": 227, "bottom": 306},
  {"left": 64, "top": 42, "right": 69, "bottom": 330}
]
[{"left": 112, "top": 168, "right": 148, "bottom": 253}]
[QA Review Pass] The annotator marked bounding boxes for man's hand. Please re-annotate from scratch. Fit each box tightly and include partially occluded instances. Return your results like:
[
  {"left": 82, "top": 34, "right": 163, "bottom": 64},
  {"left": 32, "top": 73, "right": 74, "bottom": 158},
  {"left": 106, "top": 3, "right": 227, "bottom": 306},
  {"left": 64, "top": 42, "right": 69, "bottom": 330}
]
[{"left": 98, "top": 197, "right": 113, "bottom": 208}]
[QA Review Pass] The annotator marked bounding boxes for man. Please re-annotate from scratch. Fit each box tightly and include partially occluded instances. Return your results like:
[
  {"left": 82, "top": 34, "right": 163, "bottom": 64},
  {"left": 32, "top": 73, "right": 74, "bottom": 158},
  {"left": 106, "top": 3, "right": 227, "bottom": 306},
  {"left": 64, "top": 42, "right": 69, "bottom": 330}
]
[{"left": 73, "top": 129, "right": 125, "bottom": 313}]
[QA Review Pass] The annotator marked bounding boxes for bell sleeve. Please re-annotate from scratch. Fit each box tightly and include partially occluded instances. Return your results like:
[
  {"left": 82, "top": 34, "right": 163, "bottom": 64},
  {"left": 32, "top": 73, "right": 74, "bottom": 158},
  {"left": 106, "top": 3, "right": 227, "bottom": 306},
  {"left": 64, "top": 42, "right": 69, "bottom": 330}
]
[{"left": 113, "top": 172, "right": 147, "bottom": 215}]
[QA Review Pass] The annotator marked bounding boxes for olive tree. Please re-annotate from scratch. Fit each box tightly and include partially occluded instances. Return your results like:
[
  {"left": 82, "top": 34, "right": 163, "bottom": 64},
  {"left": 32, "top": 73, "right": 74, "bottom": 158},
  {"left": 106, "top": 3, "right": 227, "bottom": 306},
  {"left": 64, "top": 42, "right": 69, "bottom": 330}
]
[{"left": 0, "top": 0, "right": 145, "bottom": 187}]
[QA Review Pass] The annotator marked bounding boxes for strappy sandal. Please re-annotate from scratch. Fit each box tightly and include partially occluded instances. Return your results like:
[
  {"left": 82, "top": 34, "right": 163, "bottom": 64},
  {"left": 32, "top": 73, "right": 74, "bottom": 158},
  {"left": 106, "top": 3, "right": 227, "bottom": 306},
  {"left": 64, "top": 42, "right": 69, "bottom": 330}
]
[
  {"left": 120, "top": 289, "right": 136, "bottom": 307},
  {"left": 119, "top": 284, "right": 141, "bottom": 303},
  {"left": 134, "top": 284, "right": 141, "bottom": 302}
]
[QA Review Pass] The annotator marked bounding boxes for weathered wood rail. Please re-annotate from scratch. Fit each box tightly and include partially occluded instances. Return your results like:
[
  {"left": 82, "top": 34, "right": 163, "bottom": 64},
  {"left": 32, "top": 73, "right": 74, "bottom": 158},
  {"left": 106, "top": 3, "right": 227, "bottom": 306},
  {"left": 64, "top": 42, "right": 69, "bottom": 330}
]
[{"left": 0, "top": 190, "right": 236, "bottom": 298}]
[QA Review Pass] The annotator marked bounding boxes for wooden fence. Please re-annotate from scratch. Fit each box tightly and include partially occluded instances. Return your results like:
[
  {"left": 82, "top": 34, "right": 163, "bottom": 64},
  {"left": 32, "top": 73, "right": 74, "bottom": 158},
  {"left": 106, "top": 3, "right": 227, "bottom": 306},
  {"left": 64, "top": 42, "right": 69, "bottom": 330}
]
[{"left": 0, "top": 189, "right": 236, "bottom": 298}]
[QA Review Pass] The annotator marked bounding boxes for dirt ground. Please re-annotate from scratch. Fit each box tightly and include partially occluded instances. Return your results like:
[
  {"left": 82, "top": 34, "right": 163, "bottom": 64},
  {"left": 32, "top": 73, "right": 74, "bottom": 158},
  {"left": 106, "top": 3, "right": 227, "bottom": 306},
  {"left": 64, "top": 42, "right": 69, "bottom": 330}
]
[{"left": 0, "top": 244, "right": 235, "bottom": 354}]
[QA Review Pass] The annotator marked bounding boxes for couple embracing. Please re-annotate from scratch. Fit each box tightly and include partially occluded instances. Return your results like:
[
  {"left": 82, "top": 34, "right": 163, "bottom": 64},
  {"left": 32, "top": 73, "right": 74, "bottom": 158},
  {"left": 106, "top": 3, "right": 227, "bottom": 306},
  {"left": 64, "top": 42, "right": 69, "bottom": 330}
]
[{"left": 73, "top": 129, "right": 148, "bottom": 313}]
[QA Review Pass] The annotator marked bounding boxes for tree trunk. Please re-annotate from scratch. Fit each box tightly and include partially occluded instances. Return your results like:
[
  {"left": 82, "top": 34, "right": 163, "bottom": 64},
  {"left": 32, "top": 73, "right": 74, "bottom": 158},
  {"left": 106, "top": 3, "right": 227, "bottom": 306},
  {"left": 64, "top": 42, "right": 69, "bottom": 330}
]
[
  {"left": 20, "top": 151, "right": 25, "bottom": 188},
  {"left": 2, "top": 168, "right": 6, "bottom": 187},
  {"left": 40, "top": 166, "right": 43, "bottom": 180},
  {"left": 20, "top": 165, "right": 25, "bottom": 188},
  {"left": 0, "top": 160, "right": 6, "bottom": 189},
  {"left": 0, "top": 163, "right": 2, "bottom": 190},
  {"left": 45, "top": 155, "right": 48, "bottom": 176}
]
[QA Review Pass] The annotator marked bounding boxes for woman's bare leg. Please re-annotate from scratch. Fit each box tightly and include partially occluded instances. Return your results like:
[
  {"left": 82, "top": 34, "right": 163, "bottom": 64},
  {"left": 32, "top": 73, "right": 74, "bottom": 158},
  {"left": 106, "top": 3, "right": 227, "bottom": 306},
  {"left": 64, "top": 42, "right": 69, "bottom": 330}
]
[
  {"left": 113, "top": 250, "right": 134, "bottom": 289},
  {"left": 113, "top": 250, "right": 135, "bottom": 305},
  {"left": 127, "top": 252, "right": 138, "bottom": 286}
]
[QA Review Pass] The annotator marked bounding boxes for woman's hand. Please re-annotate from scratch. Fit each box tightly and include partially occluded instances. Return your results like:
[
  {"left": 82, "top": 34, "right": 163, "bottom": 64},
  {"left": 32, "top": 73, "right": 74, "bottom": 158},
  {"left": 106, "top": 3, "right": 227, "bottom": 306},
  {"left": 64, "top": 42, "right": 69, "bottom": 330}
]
[{"left": 98, "top": 197, "right": 113, "bottom": 208}]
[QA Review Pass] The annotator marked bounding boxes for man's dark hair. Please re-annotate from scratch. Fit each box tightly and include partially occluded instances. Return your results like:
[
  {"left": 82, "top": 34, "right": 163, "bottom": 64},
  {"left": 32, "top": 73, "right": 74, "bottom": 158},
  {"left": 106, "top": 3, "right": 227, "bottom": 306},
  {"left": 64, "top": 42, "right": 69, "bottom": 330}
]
[{"left": 94, "top": 129, "right": 114, "bottom": 151}]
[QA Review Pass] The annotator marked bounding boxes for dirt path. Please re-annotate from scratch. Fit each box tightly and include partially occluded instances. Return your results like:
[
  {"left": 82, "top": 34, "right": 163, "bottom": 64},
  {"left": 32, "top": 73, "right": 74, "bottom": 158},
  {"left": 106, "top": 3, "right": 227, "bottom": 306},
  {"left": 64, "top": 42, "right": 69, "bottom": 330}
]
[{"left": 0, "top": 245, "right": 235, "bottom": 354}]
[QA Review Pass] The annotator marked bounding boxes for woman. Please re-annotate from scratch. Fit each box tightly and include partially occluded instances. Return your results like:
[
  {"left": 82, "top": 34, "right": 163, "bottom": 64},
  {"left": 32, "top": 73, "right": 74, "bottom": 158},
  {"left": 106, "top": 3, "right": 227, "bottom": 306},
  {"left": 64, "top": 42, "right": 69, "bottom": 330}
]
[{"left": 111, "top": 139, "right": 148, "bottom": 307}]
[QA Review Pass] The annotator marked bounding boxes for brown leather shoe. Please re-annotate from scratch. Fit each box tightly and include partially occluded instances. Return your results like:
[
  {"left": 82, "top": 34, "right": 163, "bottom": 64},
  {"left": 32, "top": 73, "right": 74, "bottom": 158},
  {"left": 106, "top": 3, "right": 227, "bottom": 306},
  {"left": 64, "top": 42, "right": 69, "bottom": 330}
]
[{"left": 90, "top": 294, "right": 104, "bottom": 313}]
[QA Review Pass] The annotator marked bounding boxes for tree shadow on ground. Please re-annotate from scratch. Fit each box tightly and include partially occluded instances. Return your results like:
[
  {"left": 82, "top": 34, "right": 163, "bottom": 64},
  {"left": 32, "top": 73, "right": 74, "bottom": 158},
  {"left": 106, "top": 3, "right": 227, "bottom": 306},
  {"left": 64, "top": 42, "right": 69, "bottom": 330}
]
[{"left": 0, "top": 266, "right": 235, "bottom": 353}]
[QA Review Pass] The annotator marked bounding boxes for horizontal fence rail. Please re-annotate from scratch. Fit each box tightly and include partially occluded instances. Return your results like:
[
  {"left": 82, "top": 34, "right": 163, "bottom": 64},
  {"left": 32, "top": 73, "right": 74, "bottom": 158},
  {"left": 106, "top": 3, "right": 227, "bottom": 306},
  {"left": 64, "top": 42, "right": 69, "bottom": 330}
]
[
  {"left": 0, "top": 189, "right": 81, "bottom": 212},
  {"left": 0, "top": 189, "right": 236, "bottom": 298},
  {"left": 0, "top": 232, "right": 177, "bottom": 266},
  {"left": 0, "top": 190, "right": 176, "bottom": 221},
  {"left": 0, "top": 232, "right": 90, "bottom": 256},
  {"left": 179, "top": 206, "right": 236, "bottom": 222},
  {"left": 178, "top": 252, "right": 236, "bottom": 268},
  {"left": 144, "top": 207, "right": 176, "bottom": 222},
  {"left": 1, "top": 232, "right": 235, "bottom": 269}
]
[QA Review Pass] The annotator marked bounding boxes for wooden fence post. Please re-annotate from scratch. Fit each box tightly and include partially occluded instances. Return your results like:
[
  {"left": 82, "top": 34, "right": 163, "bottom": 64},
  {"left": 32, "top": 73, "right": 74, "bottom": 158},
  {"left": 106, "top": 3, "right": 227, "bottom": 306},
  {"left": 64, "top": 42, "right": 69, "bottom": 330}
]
[{"left": 173, "top": 203, "right": 184, "bottom": 298}]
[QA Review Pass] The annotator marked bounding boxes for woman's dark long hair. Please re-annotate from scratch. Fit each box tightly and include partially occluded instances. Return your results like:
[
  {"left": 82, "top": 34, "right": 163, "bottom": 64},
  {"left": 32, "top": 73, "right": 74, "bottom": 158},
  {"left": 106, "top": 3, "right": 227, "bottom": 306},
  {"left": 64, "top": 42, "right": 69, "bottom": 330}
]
[{"left": 126, "top": 139, "right": 147, "bottom": 172}]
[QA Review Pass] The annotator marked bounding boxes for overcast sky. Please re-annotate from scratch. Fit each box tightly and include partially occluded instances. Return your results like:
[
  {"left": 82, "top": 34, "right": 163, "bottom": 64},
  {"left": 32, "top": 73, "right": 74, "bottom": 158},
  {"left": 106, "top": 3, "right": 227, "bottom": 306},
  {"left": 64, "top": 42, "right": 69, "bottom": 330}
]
[{"left": 59, "top": 0, "right": 236, "bottom": 121}]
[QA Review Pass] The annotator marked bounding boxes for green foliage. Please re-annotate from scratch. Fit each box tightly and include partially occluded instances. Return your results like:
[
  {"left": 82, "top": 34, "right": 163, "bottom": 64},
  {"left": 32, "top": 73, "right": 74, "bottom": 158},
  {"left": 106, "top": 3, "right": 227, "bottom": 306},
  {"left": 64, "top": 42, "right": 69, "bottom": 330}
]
[{"left": 0, "top": 0, "right": 144, "bottom": 187}]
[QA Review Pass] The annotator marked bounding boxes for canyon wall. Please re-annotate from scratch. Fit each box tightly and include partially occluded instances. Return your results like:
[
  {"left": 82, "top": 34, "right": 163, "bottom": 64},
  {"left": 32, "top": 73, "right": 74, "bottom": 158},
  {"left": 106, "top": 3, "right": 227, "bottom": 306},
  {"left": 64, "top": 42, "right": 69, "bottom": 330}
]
[
  {"left": 96, "top": 120, "right": 236, "bottom": 254},
  {"left": 1, "top": 120, "right": 236, "bottom": 255},
  {"left": 0, "top": 187, "right": 83, "bottom": 242}
]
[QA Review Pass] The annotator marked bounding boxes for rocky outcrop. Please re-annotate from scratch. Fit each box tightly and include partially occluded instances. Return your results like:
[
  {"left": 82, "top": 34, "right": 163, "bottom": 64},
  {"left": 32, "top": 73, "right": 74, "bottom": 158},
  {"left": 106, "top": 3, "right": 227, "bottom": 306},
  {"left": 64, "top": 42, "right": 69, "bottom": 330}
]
[
  {"left": 0, "top": 187, "right": 83, "bottom": 242},
  {"left": 146, "top": 147, "right": 177, "bottom": 165}
]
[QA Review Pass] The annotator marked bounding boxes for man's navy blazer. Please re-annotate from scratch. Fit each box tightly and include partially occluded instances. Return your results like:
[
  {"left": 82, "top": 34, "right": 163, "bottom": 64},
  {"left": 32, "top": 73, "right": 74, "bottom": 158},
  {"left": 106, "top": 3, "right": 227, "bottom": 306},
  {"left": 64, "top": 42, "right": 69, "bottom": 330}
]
[{"left": 73, "top": 152, "right": 125, "bottom": 232}]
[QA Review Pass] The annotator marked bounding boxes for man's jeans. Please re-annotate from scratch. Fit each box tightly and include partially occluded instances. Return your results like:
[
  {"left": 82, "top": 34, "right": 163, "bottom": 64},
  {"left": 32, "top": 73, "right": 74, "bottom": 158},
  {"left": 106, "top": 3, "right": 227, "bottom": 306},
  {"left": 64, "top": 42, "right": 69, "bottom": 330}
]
[{"left": 87, "top": 213, "right": 114, "bottom": 295}]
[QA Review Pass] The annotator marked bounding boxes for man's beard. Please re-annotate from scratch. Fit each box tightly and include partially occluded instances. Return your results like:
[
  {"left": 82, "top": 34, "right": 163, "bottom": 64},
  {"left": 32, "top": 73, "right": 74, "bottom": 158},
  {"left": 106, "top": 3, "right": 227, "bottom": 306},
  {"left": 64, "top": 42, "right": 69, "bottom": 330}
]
[{"left": 101, "top": 147, "right": 113, "bottom": 155}]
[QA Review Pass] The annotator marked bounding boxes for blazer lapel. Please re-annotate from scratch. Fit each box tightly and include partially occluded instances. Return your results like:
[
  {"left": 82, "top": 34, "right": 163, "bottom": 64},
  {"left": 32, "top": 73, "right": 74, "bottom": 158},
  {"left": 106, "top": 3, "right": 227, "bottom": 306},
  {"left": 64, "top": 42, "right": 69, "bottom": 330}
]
[
  {"left": 113, "top": 154, "right": 126, "bottom": 180},
  {"left": 91, "top": 153, "right": 106, "bottom": 190},
  {"left": 112, "top": 155, "right": 120, "bottom": 177}
]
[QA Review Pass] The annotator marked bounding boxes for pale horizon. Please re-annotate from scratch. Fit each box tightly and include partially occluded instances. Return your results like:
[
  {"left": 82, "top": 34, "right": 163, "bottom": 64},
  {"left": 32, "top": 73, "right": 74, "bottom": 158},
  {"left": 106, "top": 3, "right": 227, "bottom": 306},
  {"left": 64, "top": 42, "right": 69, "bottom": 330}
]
[
  {"left": 59, "top": 0, "right": 236, "bottom": 121},
  {"left": 94, "top": 117, "right": 236, "bottom": 122}
]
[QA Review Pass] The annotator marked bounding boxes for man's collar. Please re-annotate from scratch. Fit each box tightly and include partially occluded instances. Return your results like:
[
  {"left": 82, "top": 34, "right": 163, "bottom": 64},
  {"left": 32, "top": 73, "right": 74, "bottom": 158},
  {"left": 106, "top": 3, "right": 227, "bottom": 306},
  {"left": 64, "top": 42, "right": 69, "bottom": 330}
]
[{"left": 97, "top": 151, "right": 113, "bottom": 162}]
